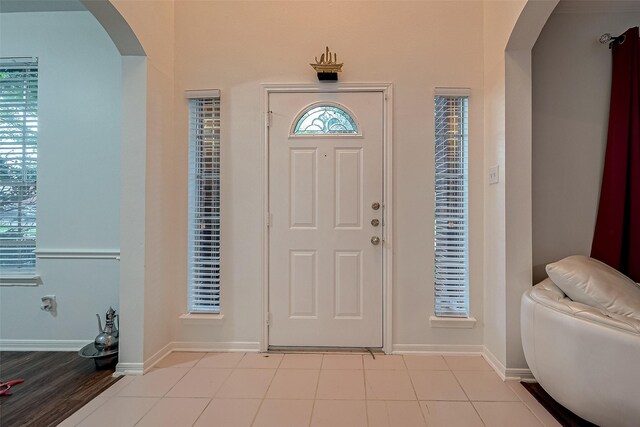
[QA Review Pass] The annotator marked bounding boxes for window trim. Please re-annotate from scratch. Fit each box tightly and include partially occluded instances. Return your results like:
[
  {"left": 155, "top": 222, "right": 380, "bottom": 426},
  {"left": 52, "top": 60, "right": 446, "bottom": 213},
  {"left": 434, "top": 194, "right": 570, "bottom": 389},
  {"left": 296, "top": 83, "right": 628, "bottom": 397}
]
[
  {"left": 186, "top": 90, "right": 222, "bottom": 314},
  {"left": 433, "top": 88, "right": 470, "bottom": 319},
  {"left": 0, "top": 57, "right": 39, "bottom": 279},
  {"left": 289, "top": 101, "right": 362, "bottom": 138}
]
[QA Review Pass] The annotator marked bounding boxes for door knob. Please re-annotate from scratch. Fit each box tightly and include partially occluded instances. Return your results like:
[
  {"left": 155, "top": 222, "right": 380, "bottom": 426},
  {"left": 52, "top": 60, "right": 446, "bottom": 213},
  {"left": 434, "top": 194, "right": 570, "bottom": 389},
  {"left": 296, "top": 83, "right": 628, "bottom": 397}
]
[
  {"left": 371, "top": 219, "right": 380, "bottom": 227},
  {"left": 371, "top": 236, "right": 381, "bottom": 245},
  {"left": 371, "top": 202, "right": 380, "bottom": 210}
]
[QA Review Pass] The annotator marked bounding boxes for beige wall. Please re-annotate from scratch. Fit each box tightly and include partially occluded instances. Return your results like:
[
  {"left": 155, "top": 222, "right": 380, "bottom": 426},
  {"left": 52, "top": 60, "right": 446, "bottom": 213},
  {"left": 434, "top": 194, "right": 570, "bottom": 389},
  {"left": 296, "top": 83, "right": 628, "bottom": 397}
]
[
  {"left": 532, "top": 4, "right": 640, "bottom": 283},
  {"left": 172, "top": 0, "right": 486, "bottom": 350},
  {"left": 112, "top": 0, "right": 177, "bottom": 364}
]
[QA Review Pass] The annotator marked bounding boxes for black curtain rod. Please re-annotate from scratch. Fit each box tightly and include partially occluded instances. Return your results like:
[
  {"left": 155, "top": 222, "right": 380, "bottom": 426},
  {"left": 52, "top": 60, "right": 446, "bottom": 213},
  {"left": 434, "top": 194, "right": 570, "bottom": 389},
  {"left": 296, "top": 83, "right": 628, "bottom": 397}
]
[{"left": 599, "top": 33, "right": 626, "bottom": 49}]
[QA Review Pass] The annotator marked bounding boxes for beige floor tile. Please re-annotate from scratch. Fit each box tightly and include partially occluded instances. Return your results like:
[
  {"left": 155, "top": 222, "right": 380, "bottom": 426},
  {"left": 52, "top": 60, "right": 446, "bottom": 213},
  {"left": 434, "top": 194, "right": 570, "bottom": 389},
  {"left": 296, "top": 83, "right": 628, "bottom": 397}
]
[
  {"left": 266, "top": 369, "right": 319, "bottom": 399},
  {"left": 76, "top": 397, "right": 158, "bottom": 427},
  {"left": 155, "top": 352, "right": 205, "bottom": 368},
  {"left": 524, "top": 398, "right": 563, "bottom": 427},
  {"left": 321, "top": 354, "right": 363, "bottom": 369},
  {"left": 363, "top": 354, "right": 406, "bottom": 370},
  {"left": 365, "top": 370, "right": 416, "bottom": 400},
  {"left": 252, "top": 399, "right": 314, "bottom": 427},
  {"left": 117, "top": 368, "right": 189, "bottom": 397},
  {"left": 196, "top": 352, "right": 245, "bottom": 369},
  {"left": 58, "top": 396, "right": 108, "bottom": 426},
  {"left": 474, "top": 401, "right": 543, "bottom": 427},
  {"left": 403, "top": 355, "right": 449, "bottom": 371},
  {"left": 279, "top": 353, "right": 323, "bottom": 369},
  {"left": 166, "top": 368, "right": 232, "bottom": 397},
  {"left": 316, "top": 369, "right": 365, "bottom": 399},
  {"left": 507, "top": 381, "right": 536, "bottom": 402},
  {"left": 409, "top": 370, "right": 468, "bottom": 401},
  {"left": 136, "top": 397, "right": 209, "bottom": 427},
  {"left": 310, "top": 399, "right": 368, "bottom": 427},
  {"left": 98, "top": 375, "right": 135, "bottom": 397},
  {"left": 454, "top": 371, "right": 519, "bottom": 401},
  {"left": 237, "top": 352, "right": 283, "bottom": 369},
  {"left": 367, "top": 400, "right": 426, "bottom": 427},
  {"left": 421, "top": 401, "right": 484, "bottom": 427},
  {"left": 193, "top": 398, "right": 261, "bottom": 427},
  {"left": 444, "top": 355, "right": 493, "bottom": 371},
  {"left": 215, "top": 368, "right": 275, "bottom": 398}
]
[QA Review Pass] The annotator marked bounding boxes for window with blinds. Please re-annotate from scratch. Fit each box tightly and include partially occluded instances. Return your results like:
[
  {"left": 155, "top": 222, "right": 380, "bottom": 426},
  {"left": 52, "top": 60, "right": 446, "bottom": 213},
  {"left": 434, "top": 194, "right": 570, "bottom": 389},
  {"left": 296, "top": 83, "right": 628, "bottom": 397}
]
[
  {"left": 188, "top": 92, "right": 221, "bottom": 313},
  {"left": 434, "top": 93, "right": 469, "bottom": 317},
  {"left": 0, "top": 58, "right": 38, "bottom": 275}
]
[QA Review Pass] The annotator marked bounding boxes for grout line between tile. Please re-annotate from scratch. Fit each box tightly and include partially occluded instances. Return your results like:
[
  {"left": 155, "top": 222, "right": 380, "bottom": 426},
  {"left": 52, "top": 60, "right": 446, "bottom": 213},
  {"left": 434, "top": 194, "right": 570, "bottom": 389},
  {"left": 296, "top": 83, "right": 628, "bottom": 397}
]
[{"left": 189, "top": 397, "right": 213, "bottom": 427}]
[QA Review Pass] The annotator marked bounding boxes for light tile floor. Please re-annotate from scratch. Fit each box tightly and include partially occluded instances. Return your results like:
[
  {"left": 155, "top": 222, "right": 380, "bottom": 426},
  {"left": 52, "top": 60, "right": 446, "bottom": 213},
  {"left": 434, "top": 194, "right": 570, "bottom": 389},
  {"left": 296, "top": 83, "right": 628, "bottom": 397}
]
[{"left": 59, "top": 352, "right": 560, "bottom": 427}]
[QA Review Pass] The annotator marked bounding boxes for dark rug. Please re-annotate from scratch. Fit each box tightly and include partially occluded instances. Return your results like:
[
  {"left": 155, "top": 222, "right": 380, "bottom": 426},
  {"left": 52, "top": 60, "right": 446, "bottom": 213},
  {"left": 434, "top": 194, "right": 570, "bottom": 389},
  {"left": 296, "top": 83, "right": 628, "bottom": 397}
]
[{"left": 521, "top": 382, "right": 599, "bottom": 427}]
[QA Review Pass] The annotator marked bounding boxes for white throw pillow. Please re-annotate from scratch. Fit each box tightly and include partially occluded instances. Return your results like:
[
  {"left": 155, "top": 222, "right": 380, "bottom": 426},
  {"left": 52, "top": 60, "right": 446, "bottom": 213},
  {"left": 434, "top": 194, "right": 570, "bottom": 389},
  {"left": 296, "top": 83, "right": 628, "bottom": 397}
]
[{"left": 546, "top": 255, "right": 640, "bottom": 320}]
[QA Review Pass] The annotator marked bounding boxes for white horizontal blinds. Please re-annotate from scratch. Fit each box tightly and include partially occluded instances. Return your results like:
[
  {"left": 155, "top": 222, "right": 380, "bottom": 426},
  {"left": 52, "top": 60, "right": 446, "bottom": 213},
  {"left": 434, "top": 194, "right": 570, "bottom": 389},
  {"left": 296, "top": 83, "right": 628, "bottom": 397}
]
[
  {"left": 434, "top": 94, "right": 469, "bottom": 317},
  {"left": 188, "top": 95, "right": 221, "bottom": 313},
  {"left": 0, "top": 58, "right": 38, "bottom": 274}
]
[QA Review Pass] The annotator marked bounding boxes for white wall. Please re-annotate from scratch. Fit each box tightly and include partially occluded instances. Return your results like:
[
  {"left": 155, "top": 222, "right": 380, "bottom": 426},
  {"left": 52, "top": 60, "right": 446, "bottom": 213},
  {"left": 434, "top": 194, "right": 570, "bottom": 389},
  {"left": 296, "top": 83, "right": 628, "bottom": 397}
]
[
  {"left": 482, "top": 0, "right": 558, "bottom": 374},
  {"left": 532, "top": 4, "right": 640, "bottom": 283},
  {"left": 0, "top": 11, "right": 121, "bottom": 345},
  {"left": 111, "top": 0, "right": 176, "bottom": 366},
  {"left": 171, "top": 0, "right": 486, "bottom": 350}
]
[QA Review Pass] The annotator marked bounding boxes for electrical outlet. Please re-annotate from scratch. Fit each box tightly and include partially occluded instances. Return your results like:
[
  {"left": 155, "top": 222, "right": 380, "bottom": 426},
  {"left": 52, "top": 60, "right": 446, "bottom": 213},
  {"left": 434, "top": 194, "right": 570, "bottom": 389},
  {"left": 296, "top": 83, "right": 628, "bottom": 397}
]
[
  {"left": 41, "top": 295, "right": 56, "bottom": 312},
  {"left": 489, "top": 165, "right": 499, "bottom": 185}
]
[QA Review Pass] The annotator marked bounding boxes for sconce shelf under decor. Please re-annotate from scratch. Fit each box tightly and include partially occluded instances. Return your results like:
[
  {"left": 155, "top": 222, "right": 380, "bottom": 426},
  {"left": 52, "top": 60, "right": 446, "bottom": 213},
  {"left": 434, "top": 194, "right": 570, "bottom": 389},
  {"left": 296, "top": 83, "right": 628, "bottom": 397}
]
[{"left": 310, "top": 46, "right": 343, "bottom": 81}]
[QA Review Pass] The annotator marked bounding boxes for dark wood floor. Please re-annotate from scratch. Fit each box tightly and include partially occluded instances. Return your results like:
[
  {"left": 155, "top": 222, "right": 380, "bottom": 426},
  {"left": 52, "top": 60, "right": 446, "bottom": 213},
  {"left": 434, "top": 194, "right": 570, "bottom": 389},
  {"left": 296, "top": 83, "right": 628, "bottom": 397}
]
[
  {"left": 0, "top": 351, "right": 121, "bottom": 427},
  {"left": 521, "top": 382, "right": 599, "bottom": 427}
]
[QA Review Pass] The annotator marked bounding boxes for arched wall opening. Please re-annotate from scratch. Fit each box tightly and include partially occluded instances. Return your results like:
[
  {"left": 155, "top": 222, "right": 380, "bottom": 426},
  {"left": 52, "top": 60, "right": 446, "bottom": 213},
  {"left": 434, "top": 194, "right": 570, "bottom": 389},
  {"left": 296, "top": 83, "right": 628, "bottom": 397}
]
[
  {"left": 0, "top": 0, "right": 149, "bottom": 371},
  {"left": 483, "top": 0, "right": 558, "bottom": 376}
]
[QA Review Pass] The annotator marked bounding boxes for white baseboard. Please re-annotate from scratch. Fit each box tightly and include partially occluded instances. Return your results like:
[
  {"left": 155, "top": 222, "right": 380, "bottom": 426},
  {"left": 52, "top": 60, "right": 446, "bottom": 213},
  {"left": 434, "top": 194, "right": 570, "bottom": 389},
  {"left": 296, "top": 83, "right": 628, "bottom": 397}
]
[
  {"left": 392, "top": 344, "right": 485, "bottom": 354},
  {"left": 483, "top": 345, "right": 534, "bottom": 381},
  {"left": 392, "top": 344, "right": 533, "bottom": 382},
  {"left": 171, "top": 341, "right": 261, "bottom": 353},
  {"left": 143, "top": 341, "right": 261, "bottom": 372},
  {"left": 115, "top": 362, "right": 144, "bottom": 376},
  {"left": 0, "top": 339, "right": 90, "bottom": 351}
]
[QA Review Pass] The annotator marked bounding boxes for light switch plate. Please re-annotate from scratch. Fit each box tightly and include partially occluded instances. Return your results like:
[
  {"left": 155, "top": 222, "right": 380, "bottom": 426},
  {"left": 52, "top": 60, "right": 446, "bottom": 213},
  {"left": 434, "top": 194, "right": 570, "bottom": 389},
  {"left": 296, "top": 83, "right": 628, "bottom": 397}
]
[{"left": 489, "top": 165, "right": 499, "bottom": 185}]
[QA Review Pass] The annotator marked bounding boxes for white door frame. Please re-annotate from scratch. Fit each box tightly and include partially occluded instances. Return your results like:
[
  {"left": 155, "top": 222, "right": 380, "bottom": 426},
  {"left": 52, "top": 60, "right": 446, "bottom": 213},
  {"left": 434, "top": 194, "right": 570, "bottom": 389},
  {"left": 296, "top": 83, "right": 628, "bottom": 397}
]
[{"left": 261, "top": 83, "right": 394, "bottom": 353}]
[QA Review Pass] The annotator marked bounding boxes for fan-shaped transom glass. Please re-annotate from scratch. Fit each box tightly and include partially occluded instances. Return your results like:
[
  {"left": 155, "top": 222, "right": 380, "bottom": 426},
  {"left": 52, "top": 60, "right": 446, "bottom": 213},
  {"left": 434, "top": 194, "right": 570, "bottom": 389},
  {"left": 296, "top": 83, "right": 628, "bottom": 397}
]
[{"left": 293, "top": 104, "right": 359, "bottom": 135}]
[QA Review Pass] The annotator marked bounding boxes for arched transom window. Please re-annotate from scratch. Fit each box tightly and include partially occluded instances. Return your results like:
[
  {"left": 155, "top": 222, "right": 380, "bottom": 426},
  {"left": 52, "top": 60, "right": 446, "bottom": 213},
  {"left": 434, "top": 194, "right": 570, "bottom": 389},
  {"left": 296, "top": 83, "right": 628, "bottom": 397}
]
[{"left": 292, "top": 103, "right": 360, "bottom": 136}]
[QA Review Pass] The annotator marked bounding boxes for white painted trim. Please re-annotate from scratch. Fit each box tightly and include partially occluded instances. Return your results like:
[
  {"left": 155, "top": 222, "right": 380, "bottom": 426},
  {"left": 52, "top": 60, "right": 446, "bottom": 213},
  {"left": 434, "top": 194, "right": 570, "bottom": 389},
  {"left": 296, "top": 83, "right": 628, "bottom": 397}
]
[
  {"left": 392, "top": 344, "right": 484, "bottom": 354},
  {"left": 184, "top": 89, "right": 220, "bottom": 99},
  {"left": 382, "top": 84, "right": 393, "bottom": 355},
  {"left": 34, "top": 249, "right": 121, "bottom": 260},
  {"left": 261, "top": 83, "right": 394, "bottom": 353},
  {"left": 142, "top": 341, "right": 261, "bottom": 372},
  {"left": 115, "top": 362, "right": 144, "bottom": 376},
  {"left": 429, "top": 315, "right": 477, "bottom": 329},
  {"left": 433, "top": 87, "right": 471, "bottom": 97},
  {"left": 171, "top": 341, "right": 261, "bottom": 352},
  {"left": 393, "top": 344, "right": 533, "bottom": 381},
  {"left": 0, "top": 339, "right": 90, "bottom": 351},
  {"left": 179, "top": 313, "right": 225, "bottom": 324},
  {"left": 0, "top": 275, "right": 41, "bottom": 286},
  {"left": 483, "top": 345, "right": 534, "bottom": 381}
]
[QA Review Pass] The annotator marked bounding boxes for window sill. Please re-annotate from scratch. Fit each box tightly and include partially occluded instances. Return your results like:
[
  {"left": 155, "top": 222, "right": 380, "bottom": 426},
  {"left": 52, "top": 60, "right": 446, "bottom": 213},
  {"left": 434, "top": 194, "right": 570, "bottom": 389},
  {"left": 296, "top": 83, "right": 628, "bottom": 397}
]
[
  {"left": 429, "top": 315, "right": 476, "bottom": 329},
  {"left": 179, "top": 313, "right": 224, "bottom": 325},
  {"left": 0, "top": 275, "right": 42, "bottom": 286}
]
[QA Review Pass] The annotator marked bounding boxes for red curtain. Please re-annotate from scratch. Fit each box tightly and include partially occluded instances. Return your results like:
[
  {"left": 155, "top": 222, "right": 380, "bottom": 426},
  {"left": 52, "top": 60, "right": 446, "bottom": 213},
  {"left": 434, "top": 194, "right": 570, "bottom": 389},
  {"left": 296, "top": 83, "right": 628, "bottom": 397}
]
[{"left": 591, "top": 27, "right": 640, "bottom": 282}]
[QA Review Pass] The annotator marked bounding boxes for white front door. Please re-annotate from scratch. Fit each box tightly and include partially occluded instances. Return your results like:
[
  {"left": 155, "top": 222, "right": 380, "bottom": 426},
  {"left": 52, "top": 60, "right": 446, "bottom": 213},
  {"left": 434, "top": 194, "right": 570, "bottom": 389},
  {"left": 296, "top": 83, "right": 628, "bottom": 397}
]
[{"left": 268, "top": 90, "right": 384, "bottom": 347}]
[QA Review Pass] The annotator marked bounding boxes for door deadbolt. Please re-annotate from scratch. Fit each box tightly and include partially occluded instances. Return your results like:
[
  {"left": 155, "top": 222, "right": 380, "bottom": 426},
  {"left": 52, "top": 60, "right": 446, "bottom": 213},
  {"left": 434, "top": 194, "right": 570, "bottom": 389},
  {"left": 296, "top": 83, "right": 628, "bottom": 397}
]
[
  {"left": 371, "top": 236, "right": 381, "bottom": 245},
  {"left": 371, "top": 219, "right": 380, "bottom": 227},
  {"left": 371, "top": 202, "right": 380, "bottom": 210}
]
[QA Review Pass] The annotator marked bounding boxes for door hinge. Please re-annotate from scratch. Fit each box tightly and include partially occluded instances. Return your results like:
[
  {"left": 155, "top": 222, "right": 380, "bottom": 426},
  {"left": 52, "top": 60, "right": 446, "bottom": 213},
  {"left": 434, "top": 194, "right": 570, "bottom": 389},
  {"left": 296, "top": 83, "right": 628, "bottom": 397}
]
[
  {"left": 266, "top": 212, "right": 272, "bottom": 227},
  {"left": 265, "top": 110, "right": 272, "bottom": 127},
  {"left": 266, "top": 312, "right": 272, "bottom": 326}
]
